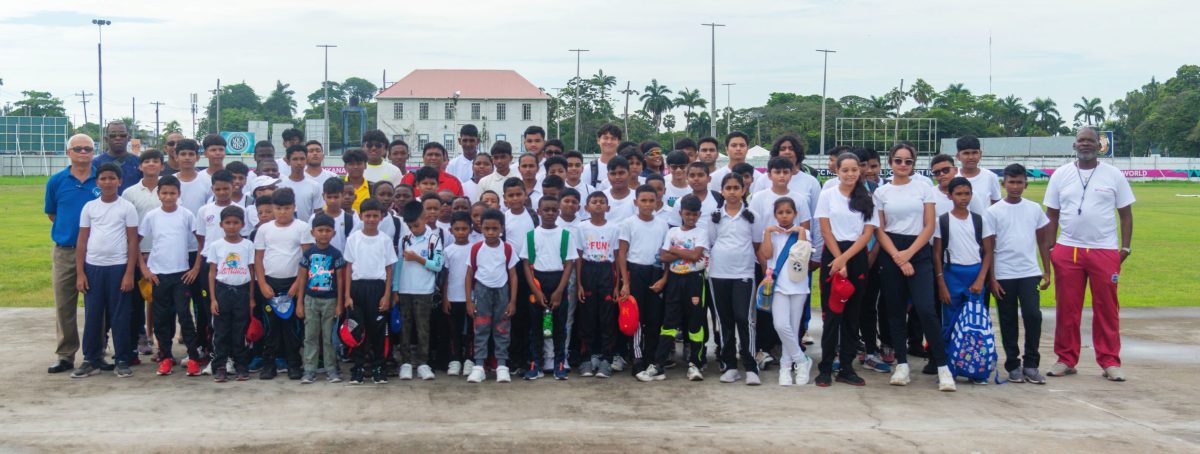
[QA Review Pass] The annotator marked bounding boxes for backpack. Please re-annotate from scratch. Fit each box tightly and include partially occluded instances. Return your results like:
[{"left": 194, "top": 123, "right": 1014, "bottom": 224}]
[
  {"left": 315, "top": 208, "right": 354, "bottom": 238},
  {"left": 470, "top": 241, "right": 514, "bottom": 270},
  {"left": 755, "top": 232, "right": 798, "bottom": 311},
  {"left": 589, "top": 159, "right": 602, "bottom": 188},
  {"left": 525, "top": 229, "right": 571, "bottom": 267},
  {"left": 391, "top": 216, "right": 402, "bottom": 250},
  {"left": 938, "top": 211, "right": 983, "bottom": 268},
  {"left": 946, "top": 292, "right": 999, "bottom": 382}
]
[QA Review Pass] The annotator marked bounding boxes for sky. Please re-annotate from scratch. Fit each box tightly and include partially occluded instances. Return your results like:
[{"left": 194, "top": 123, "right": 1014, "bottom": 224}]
[{"left": 0, "top": 0, "right": 1195, "bottom": 135}]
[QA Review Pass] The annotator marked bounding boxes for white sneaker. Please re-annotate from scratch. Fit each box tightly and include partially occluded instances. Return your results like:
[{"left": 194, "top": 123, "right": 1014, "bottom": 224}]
[
  {"left": 417, "top": 364, "right": 435, "bottom": 380},
  {"left": 636, "top": 365, "right": 665, "bottom": 382},
  {"left": 719, "top": 369, "right": 741, "bottom": 383},
  {"left": 794, "top": 356, "right": 813, "bottom": 386},
  {"left": 687, "top": 363, "right": 704, "bottom": 381},
  {"left": 890, "top": 363, "right": 911, "bottom": 386},
  {"left": 225, "top": 358, "right": 236, "bottom": 374},
  {"left": 755, "top": 351, "right": 775, "bottom": 371},
  {"left": 466, "top": 366, "right": 485, "bottom": 383},
  {"left": 612, "top": 356, "right": 626, "bottom": 372},
  {"left": 463, "top": 359, "right": 475, "bottom": 373},
  {"left": 201, "top": 362, "right": 212, "bottom": 376},
  {"left": 399, "top": 363, "right": 414, "bottom": 380},
  {"left": 938, "top": 366, "right": 957, "bottom": 392},
  {"left": 745, "top": 371, "right": 761, "bottom": 386},
  {"left": 447, "top": 361, "right": 462, "bottom": 376},
  {"left": 778, "top": 365, "right": 794, "bottom": 386},
  {"left": 496, "top": 366, "right": 511, "bottom": 383}
]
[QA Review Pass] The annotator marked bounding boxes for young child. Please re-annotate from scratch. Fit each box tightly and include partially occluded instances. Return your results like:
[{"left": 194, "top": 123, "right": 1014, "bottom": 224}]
[
  {"left": 175, "top": 139, "right": 210, "bottom": 216},
  {"left": 279, "top": 145, "right": 325, "bottom": 220},
  {"left": 638, "top": 195, "right": 708, "bottom": 382},
  {"left": 933, "top": 177, "right": 995, "bottom": 383},
  {"left": 437, "top": 190, "right": 455, "bottom": 234},
  {"left": 441, "top": 212, "right": 474, "bottom": 376},
  {"left": 297, "top": 213, "right": 347, "bottom": 384},
  {"left": 954, "top": 136, "right": 1002, "bottom": 214},
  {"left": 139, "top": 175, "right": 204, "bottom": 377},
  {"left": 478, "top": 141, "right": 516, "bottom": 198},
  {"left": 342, "top": 149, "right": 370, "bottom": 212},
  {"left": 987, "top": 164, "right": 1050, "bottom": 384},
  {"left": 469, "top": 202, "right": 487, "bottom": 244},
  {"left": 313, "top": 177, "right": 352, "bottom": 252},
  {"left": 225, "top": 161, "right": 252, "bottom": 207},
  {"left": 393, "top": 198, "right": 445, "bottom": 381},
  {"left": 414, "top": 166, "right": 440, "bottom": 198},
  {"left": 563, "top": 150, "right": 594, "bottom": 198},
  {"left": 502, "top": 177, "right": 536, "bottom": 372},
  {"left": 72, "top": 163, "right": 140, "bottom": 379},
  {"left": 601, "top": 156, "right": 636, "bottom": 224},
  {"left": 707, "top": 173, "right": 761, "bottom": 385},
  {"left": 644, "top": 174, "right": 673, "bottom": 224},
  {"left": 344, "top": 199, "right": 398, "bottom": 384},
  {"left": 541, "top": 175, "right": 566, "bottom": 205},
  {"left": 394, "top": 184, "right": 415, "bottom": 214},
  {"left": 669, "top": 161, "right": 720, "bottom": 231},
  {"left": 517, "top": 153, "right": 542, "bottom": 208},
  {"left": 664, "top": 150, "right": 692, "bottom": 209},
  {"left": 520, "top": 196, "right": 577, "bottom": 380},
  {"left": 465, "top": 208, "right": 519, "bottom": 383},
  {"left": 574, "top": 191, "right": 621, "bottom": 378},
  {"left": 480, "top": 190, "right": 501, "bottom": 211},
  {"left": 619, "top": 185, "right": 670, "bottom": 375},
  {"left": 759, "top": 197, "right": 814, "bottom": 387},
  {"left": 544, "top": 156, "right": 568, "bottom": 182},
  {"left": 204, "top": 205, "right": 255, "bottom": 382},
  {"left": 556, "top": 188, "right": 584, "bottom": 366},
  {"left": 195, "top": 169, "right": 238, "bottom": 364},
  {"left": 252, "top": 187, "right": 314, "bottom": 380},
  {"left": 619, "top": 149, "right": 648, "bottom": 189},
  {"left": 122, "top": 150, "right": 164, "bottom": 358}
]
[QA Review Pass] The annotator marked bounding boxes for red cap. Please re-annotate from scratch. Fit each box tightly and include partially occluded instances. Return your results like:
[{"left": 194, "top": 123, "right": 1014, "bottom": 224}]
[
  {"left": 827, "top": 274, "right": 856, "bottom": 314},
  {"left": 617, "top": 295, "right": 640, "bottom": 337},
  {"left": 245, "top": 317, "right": 264, "bottom": 343}
]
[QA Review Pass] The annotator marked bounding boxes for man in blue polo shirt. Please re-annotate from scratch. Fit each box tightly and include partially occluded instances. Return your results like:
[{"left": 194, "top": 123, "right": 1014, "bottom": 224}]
[
  {"left": 92, "top": 121, "right": 141, "bottom": 194},
  {"left": 45, "top": 134, "right": 101, "bottom": 374}
]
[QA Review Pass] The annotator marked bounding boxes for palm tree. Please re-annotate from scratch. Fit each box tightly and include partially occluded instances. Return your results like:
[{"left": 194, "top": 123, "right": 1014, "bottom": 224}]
[
  {"left": 639, "top": 79, "right": 674, "bottom": 132},
  {"left": 867, "top": 95, "right": 892, "bottom": 117},
  {"left": 263, "top": 81, "right": 297, "bottom": 118},
  {"left": 589, "top": 70, "right": 617, "bottom": 101},
  {"left": 1073, "top": 96, "right": 1105, "bottom": 126},
  {"left": 998, "top": 95, "right": 1026, "bottom": 135},
  {"left": 687, "top": 111, "right": 711, "bottom": 138},
  {"left": 910, "top": 78, "right": 937, "bottom": 108},
  {"left": 672, "top": 88, "right": 707, "bottom": 131},
  {"left": 1029, "top": 97, "right": 1062, "bottom": 133}
]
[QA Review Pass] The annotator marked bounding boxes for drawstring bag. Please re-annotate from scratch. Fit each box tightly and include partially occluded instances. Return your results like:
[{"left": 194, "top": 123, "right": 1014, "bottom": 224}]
[
  {"left": 946, "top": 293, "right": 999, "bottom": 382},
  {"left": 756, "top": 232, "right": 798, "bottom": 311}
]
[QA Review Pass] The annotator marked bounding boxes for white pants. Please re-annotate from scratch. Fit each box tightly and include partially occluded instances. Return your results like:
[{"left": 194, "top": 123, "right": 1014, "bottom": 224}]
[{"left": 772, "top": 292, "right": 809, "bottom": 368}]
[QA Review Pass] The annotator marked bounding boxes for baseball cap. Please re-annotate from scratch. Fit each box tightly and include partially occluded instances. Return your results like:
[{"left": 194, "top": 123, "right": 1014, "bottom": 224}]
[
  {"left": 390, "top": 305, "right": 403, "bottom": 335},
  {"left": 252, "top": 175, "right": 279, "bottom": 189},
  {"left": 617, "top": 295, "right": 639, "bottom": 337},
  {"left": 785, "top": 239, "right": 813, "bottom": 282},
  {"left": 245, "top": 316, "right": 264, "bottom": 343},
  {"left": 827, "top": 273, "right": 856, "bottom": 314},
  {"left": 268, "top": 294, "right": 295, "bottom": 319},
  {"left": 339, "top": 314, "right": 364, "bottom": 348}
]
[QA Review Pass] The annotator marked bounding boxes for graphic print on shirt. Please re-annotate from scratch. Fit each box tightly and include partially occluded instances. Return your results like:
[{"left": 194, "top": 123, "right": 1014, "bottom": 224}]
[
  {"left": 221, "top": 252, "right": 248, "bottom": 277},
  {"left": 307, "top": 254, "right": 335, "bottom": 293},
  {"left": 667, "top": 236, "right": 700, "bottom": 274}
]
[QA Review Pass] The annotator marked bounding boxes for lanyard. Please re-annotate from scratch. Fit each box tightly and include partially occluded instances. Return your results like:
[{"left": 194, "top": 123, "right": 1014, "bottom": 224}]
[{"left": 1075, "top": 162, "right": 1096, "bottom": 215}]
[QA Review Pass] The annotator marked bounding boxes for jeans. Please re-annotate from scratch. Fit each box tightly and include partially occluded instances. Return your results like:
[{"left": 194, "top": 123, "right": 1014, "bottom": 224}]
[
  {"left": 153, "top": 271, "right": 199, "bottom": 362},
  {"left": 880, "top": 234, "right": 945, "bottom": 367},
  {"left": 397, "top": 292, "right": 436, "bottom": 366},
  {"left": 472, "top": 283, "right": 511, "bottom": 364},
  {"left": 818, "top": 242, "right": 867, "bottom": 374},
  {"left": 302, "top": 295, "right": 339, "bottom": 373},
  {"left": 82, "top": 264, "right": 132, "bottom": 364},
  {"left": 212, "top": 282, "right": 250, "bottom": 369},
  {"left": 711, "top": 276, "right": 757, "bottom": 372},
  {"left": 997, "top": 276, "right": 1042, "bottom": 371}
]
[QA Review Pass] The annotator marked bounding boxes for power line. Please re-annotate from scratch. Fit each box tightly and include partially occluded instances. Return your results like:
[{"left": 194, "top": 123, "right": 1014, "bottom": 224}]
[{"left": 75, "top": 91, "right": 94, "bottom": 128}]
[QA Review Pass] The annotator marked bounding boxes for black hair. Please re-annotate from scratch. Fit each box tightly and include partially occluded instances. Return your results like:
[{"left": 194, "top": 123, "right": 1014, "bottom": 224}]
[
  {"left": 423, "top": 141, "right": 447, "bottom": 158},
  {"left": 255, "top": 158, "right": 278, "bottom": 170},
  {"left": 606, "top": 155, "right": 630, "bottom": 172},
  {"left": 342, "top": 148, "right": 367, "bottom": 164},
  {"left": 473, "top": 153, "right": 493, "bottom": 164},
  {"left": 305, "top": 140, "right": 323, "bottom": 149},
  {"left": 220, "top": 205, "right": 245, "bottom": 223},
  {"left": 698, "top": 136, "right": 719, "bottom": 149},
  {"left": 517, "top": 152, "right": 538, "bottom": 167},
  {"left": 956, "top": 136, "right": 981, "bottom": 152},
  {"left": 618, "top": 142, "right": 638, "bottom": 155},
  {"left": 639, "top": 140, "right": 662, "bottom": 154},
  {"left": 201, "top": 134, "right": 226, "bottom": 149},
  {"left": 687, "top": 161, "right": 709, "bottom": 174},
  {"left": 396, "top": 183, "right": 413, "bottom": 194},
  {"left": 635, "top": 184, "right": 657, "bottom": 198},
  {"left": 773, "top": 196, "right": 797, "bottom": 217},
  {"left": 282, "top": 128, "right": 304, "bottom": 142},
  {"left": 225, "top": 161, "right": 249, "bottom": 176},
  {"left": 157, "top": 175, "right": 180, "bottom": 192},
  {"left": 323, "top": 177, "right": 345, "bottom": 195},
  {"left": 828, "top": 145, "right": 851, "bottom": 157},
  {"left": 564, "top": 150, "right": 584, "bottom": 162},
  {"left": 211, "top": 169, "right": 234, "bottom": 185},
  {"left": 481, "top": 208, "right": 505, "bottom": 226},
  {"left": 523, "top": 125, "right": 546, "bottom": 139},
  {"left": 254, "top": 140, "right": 274, "bottom": 151},
  {"left": 140, "top": 150, "right": 164, "bottom": 165},
  {"left": 1003, "top": 163, "right": 1027, "bottom": 179},
  {"left": 460, "top": 124, "right": 479, "bottom": 137},
  {"left": 666, "top": 150, "right": 689, "bottom": 166},
  {"left": 502, "top": 177, "right": 524, "bottom": 193},
  {"left": 370, "top": 180, "right": 395, "bottom": 198},
  {"left": 254, "top": 194, "right": 272, "bottom": 207},
  {"left": 678, "top": 194, "right": 702, "bottom": 213},
  {"left": 645, "top": 173, "right": 665, "bottom": 185},
  {"left": 401, "top": 200, "right": 423, "bottom": 223},
  {"left": 852, "top": 147, "right": 874, "bottom": 163},
  {"left": 361, "top": 129, "right": 387, "bottom": 145},
  {"left": 889, "top": 143, "right": 916, "bottom": 160},
  {"left": 712, "top": 173, "right": 755, "bottom": 225},
  {"left": 732, "top": 163, "right": 756, "bottom": 177},
  {"left": 543, "top": 155, "right": 567, "bottom": 172},
  {"left": 97, "top": 162, "right": 122, "bottom": 180},
  {"left": 620, "top": 147, "right": 645, "bottom": 165},
  {"left": 359, "top": 198, "right": 383, "bottom": 215},
  {"left": 725, "top": 131, "right": 750, "bottom": 146},
  {"left": 767, "top": 156, "right": 792, "bottom": 172},
  {"left": 834, "top": 152, "right": 875, "bottom": 221},
  {"left": 560, "top": 187, "right": 581, "bottom": 202},
  {"left": 948, "top": 176, "right": 973, "bottom": 194},
  {"left": 272, "top": 187, "right": 296, "bottom": 206},
  {"left": 596, "top": 123, "right": 623, "bottom": 140},
  {"left": 490, "top": 140, "right": 513, "bottom": 156},
  {"left": 676, "top": 137, "right": 697, "bottom": 151},
  {"left": 544, "top": 139, "right": 564, "bottom": 151},
  {"left": 450, "top": 211, "right": 472, "bottom": 227},
  {"left": 176, "top": 139, "right": 200, "bottom": 153},
  {"left": 770, "top": 134, "right": 805, "bottom": 161},
  {"left": 930, "top": 153, "right": 955, "bottom": 169},
  {"left": 390, "top": 139, "right": 409, "bottom": 152},
  {"left": 537, "top": 195, "right": 559, "bottom": 209},
  {"left": 541, "top": 174, "right": 565, "bottom": 190},
  {"left": 311, "top": 212, "right": 335, "bottom": 229},
  {"left": 586, "top": 190, "right": 608, "bottom": 204},
  {"left": 414, "top": 166, "right": 439, "bottom": 184},
  {"left": 421, "top": 192, "right": 442, "bottom": 204},
  {"left": 285, "top": 144, "right": 306, "bottom": 159}
]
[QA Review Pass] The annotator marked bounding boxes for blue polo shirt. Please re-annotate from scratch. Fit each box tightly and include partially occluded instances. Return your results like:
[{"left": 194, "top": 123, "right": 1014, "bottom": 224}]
[
  {"left": 45, "top": 166, "right": 99, "bottom": 247},
  {"left": 93, "top": 152, "right": 142, "bottom": 193}
]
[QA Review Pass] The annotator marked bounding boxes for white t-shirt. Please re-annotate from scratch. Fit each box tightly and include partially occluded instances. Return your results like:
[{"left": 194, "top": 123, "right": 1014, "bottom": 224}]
[
  {"left": 934, "top": 212, "right": 994, "bottom": 266},
  {"left": 874, "top": 180, "right": 935, "bottom": 236},
  {"left": 664, "top": 181, "right": 692, "bottom": 209},
  {"left": 504, "top": 207, "right": 537, "bottom": 255},
  {"left": 446, "top": 154, "right": 475, "bottom": 183},
  {"left": 195, "top": 201, "right": 239, "bottom": 250},
  {"left": 707, "top": 206, "right": 756, "bottom": 279},
  {"left": 520, "top": 226, "right": 578, "bottom": 272},
  {"left": 121, "top": 182, "right": 161, "bottom": 253},
  {"left": 278, "top": 177, "right": 324, "bottom": 221},
  {"left": 749, "top": 189, "right": 813, "bottom": 243},
  {"left": 177, "top": 172, "right": 211, "bottom": 217},
  {"left": 750, "top": 171, "right": 822, "bottom": 208},
  {"left": 443, "top": 242, "right": 472, "bottom": 302},
  {"left": 471, "top": 240, "right": 519, "bottom": 288},
  {"left": 601, "top": 188, "right": 637, "bottom": 225},
  {"left": 310, "top": 210, "right": 352, "bottom": 253},
  {"left": 664, "top": 191, "right": 720, "bottom": 231},
  {"left": 961, "top": 168, "right": 1003, "bottom": 215},
  {"left": 79, "top": 197, "right": 139, "bottom": 266},
  {"left": 1043, "top": 161, "right": 1135, "bottom": 249},
  {"left": 140, "top": 207, "right": 197, "bottom": 275},
  {"left": 344, "top": 230, "right": 398, "bottom": 281},
  {"left": 661, "top": 226, "right": 709, "bottom": 274},
  {"left": 395, "top": 227, "right": 443, "bottom": 294},
  {"left": 768, "top": 229, "right": 811, "bottom": 296},
  {"left": 814, "top": 186, "right": 879, "bottom": 243},
  {"left": 461, "top": 179, "right": 479, "bottom": 203},
  {"left": 253, "top": 220, "right": 314, "bottom": 279},
  {"left": 576, "top": 221, "right": 620, "bottom": 262},
  {"left": 566, "top": 180, "right": 595, "bottom": 202},
  {"left": 351, "top": 213, "right": 399, "bottom": 251},
  {"left": 303, "top": 168, "right": 339, "bottom": 187},
  {"left": 205, "top": 237, "right": 255, "bottom": 286},
  {"left": 933, "top": 186, "right": 955, "bottom": 217},
  {"left": 987, "top": 199, "right": 1049, "bottom": 280},
  {"left": 364, "top": 162, "right": 403, "bottom": 186},
  {"left": 708, "top": 165, "right": 763, "bottom": 193},
  {"left": 619, "top": 215, "right": 668, "bottom": 266},
  {"left": 581, "top": 156, "right": 614, "bottom": 190},
  {"left": 477, "top": 170, "right": 518, "bottom": 200}
]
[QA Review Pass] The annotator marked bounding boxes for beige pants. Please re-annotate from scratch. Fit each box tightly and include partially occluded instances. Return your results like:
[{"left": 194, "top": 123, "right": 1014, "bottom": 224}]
[{"left": 52, "top": 246, "right": 80, "bottom": 362}]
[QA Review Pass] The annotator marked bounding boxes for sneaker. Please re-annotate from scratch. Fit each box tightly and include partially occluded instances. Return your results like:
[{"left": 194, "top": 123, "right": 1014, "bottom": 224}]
[
  {"left": 755, "top": 351, "right": 774, "bottom": 371},
  {"left": 636, "top": 365, "right": 665, "bottom": 382},
  {"left": 259, "top": 365, "right": 277, "bottom": 380},
  {"left": 795, "top": 357, "right": 813, "bottom": 386},
  {"left": 97, "top": 360, "right": 116, "bottom": 371},
  {"left": 778, "top": 366, "right": 794, "bottom": 386},
  {"left": 863, "top": 354, "right": 892, "bottom": 373},
  {"left": 596, "top": 360, "right": 613, "bottom": 379},
  {"left": 1023, "top": 367, "right": 1046, "bottom": 384},
  {"left": 349, "top": 368, "right": 364, "bottom": 385},
  {"left": 719, "top": 369, "right": 741, "bottom": 383},
  {"left": 687, "top": 363, "right": 704, "bottom": 381},
  {"left": 1047, "top": 362, "right": 1077, "bottom": 377},
  {"left": 156, "top": 358, "right": 175, "bottom": 376},
  {"left": 226, "top": 359, "right": 236, "bottom": 374},
  {"left": 922, "top": 361, "right": 937, "bottom": 375},
  {"left": 287, "top": 368, "right": 303, "bottom": 380},
  {"left": 327, "top": 371, "right": 343, "bottom": 384},
  {"left": 462, "top": 366, "right": 482, "bottom": 383},
  {"left": 447, "top": 361, "right": 462, "bottom": 376},
  {"left": 663, "top": 358, "right": 677, "bottom": 369},
  {"left": 1102, "top": 366, "right": 1126, "bottom": 382},
  {"left": 70, "top": 362, "right": 99, "bottom": 379},
  {"left": 374, "top": 367, "right": 390, "bottom": 384},
  {"left": 801, "top": 335, "right": 815, "bottom": 345},
  {"left": 890, "top": 363, "right": 911, "bottom": 386},
  {"left": 275, "top": 358, "right": 288, "bottom": 373},
  {"left": 236, "top": 370, "right": 250, "bottom": 381},
  {"left": 554, "top": 362, "right": 568, "bottom": 380},
  {"left": 1007, "top": 368, "right": 1026, "bottom": 383},
  {"left": 881, "top": 346, "right": 896, "bottom": 364},
  {"left": 745, "top": 371, "right": 761, "bottom": 386},
  {"left": 137, "top": 335, "right": 153, "bottom": 355},
  {"left": 417, "top": 365, "right": 435, "bottom": 380},
  {"left": 496, "top": 366, "right": 512, "bottom": 383},
  {"left": 612, "top": 356, "right": 626, "bottom": 372},
  {"left": 248, "top": 357, "right": 264, "bottom": 373},
  {"left": 836, "top": 370, "right": 866, "bottom": 386},
  {"left": 815, "top": 371, "right": 832, "bottom": 387},
  {"left": 201, "top": 361, "right": 213, "bottom": 376},
  {"left": 937, "top": 366, "right": 957, "bottom": 392},
  {"left": 973, "top": 378, "right": 989, "bottom": 385},
  {"left": 463, "top": 359, "right": 475, "bottom": 373},
  {"left": 523, "top": 366, "right": 543, "bottom": 380},
  {"left": 301, "top": 372, "right": 317, "bottom": 384},
  {"left": 48, "top": 359, "right": 74, "bottom": 374},
  {"left": 186, "top": 359, "right": 201, "bottom": 376},
  {"left": 115, "top": 361, "right": 132, "bottom": 378},
  {"left": 399, "top": 363, "right": 414, "bottom": 380},
  {"left": 579, "top": 358, "right": 596, "bottom": 377},
  {"left": 213, "top": 369, "right": 228, "bottom": 383}
]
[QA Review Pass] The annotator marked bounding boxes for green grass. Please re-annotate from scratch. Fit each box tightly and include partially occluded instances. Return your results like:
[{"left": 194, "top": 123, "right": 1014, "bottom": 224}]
[{"left": 1, "top": 176, "right": 1197, "bottom": 307}]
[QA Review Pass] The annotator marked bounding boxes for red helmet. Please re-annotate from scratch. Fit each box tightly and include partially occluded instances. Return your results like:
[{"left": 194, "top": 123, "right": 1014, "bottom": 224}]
[
  {"left": 245, "top": 316, "right": 264, "bottom": 343},
  {"left": 339, "top": 315, "right": 364, "bottom": 349}
]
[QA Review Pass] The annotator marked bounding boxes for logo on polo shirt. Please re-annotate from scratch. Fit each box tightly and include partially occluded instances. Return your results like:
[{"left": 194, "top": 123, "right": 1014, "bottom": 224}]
[{"left": 92, "top": 187, "right": 102, "bottom": 197}]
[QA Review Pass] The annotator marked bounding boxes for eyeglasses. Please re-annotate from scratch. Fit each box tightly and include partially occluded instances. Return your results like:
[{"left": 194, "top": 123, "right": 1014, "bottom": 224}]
[
  {"left": 669, "top": 164, "right": 687, "bottom": 170},
  {"left": 107, "top": 133, "right": 128, "bottom": 139},
  {"left": 891, "top": 158, "right": 915, "bottom": 166},
  {"left": 931, "top": 166, "right": 954, "bottom": 176},
  {"left": 364, "top": 142, "right": 385, "bottom": 149},
  {"left": 647, "top": 149, "right": 662, "bottom": 157},
  {"left": 68, "top": 146, "right": 95, "bottom": 154}
]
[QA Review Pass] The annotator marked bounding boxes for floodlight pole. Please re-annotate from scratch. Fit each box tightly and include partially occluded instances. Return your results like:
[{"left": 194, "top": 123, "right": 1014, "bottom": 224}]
[
  {"left": 92, "top": 19, "right": 111, "bottom": 133},
  {"left": 703, "top": 23, "right": 725, "bottom": 138},
  {"left": 568, "top": 49, "right": 589, "bottom": 151},
  {"left": 722, "top": 82, "right": 735, "bottom": 135},
  {"left": 816, "top": 49, "right": 836, "bottom": 156},
  {"left": 317, "top": 44, "right": 337, "bottom": 146}
]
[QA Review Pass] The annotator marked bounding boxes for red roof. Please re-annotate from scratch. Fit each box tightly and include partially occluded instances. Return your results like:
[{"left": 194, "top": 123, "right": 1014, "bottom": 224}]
[{"left": 377, "top": 69, "right": 550, "bottom": 100}]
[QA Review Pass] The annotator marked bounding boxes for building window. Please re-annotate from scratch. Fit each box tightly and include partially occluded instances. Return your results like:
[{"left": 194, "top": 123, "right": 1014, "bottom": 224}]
[
  {"left": 393, "top": 134, "right": 406, "bottom": 143},
  {"left": 419, "top": 102, "right": 429, "bottom": 120},
  {"left": 444, "top": 134, "right": 456, "bottom": 151},
  {"left": 471, "top": 103, "right": 481, "bottom": 120},
  {"left": 392, "top": 102, "right": 404, "bottom": 120},
  {"left": 522, "top": 103, "right": 532, "bottom": 121},
  {"left": 445, "top": 103, "right": 455, "bottom": 120},
  {"left": 496, "top": 103, "right": 507, "bottom": 121},
  {"left": 418, "top": 134, "right": 430, "bottom": 149},
  {"left": 496, "top": 133, "right": 507, "bottom": 143}
]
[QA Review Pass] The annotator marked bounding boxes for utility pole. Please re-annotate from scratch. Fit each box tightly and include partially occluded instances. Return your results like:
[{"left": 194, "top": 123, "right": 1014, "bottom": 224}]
[
  {"left": 131, "top": 97, "right": 136, "bottom": 134},
  {"left": 190, "top": 93, "right": 198, "bottom": 137},
  {"left": 210, "top": 79, "right": 221, "bottom": 135},
  {"left": 150, "top": 101, "right": 164, "bottom": 139},
  {"left": 75, "top": 91, "right": 93, "bottom": 131},
  {"left": 816, "top": 49, "right": 836, "bottom": 156},
  {"left": 893, "top": 78, "right": 904, "bottom": 143},
  {"left": 620, "top": 81, "right": 637, "bottom": 135},
  {"left": 317, "top": 44, "right": 337, "bottom": 147},
  {"left": 722, "top": 82, "right": 735, "bottom": 135},
  {"left": 568, "top": 49, "right": 589, "bottom": 151},
  {"left": 91, "top": 19, "right": 111, "bottom": 129},
  {"left": 702, "top": 22, "right": 725, "bottom": 138}
]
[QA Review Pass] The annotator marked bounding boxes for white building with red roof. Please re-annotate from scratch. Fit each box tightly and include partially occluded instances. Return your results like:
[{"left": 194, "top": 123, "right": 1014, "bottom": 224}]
[{"left": 376, "top": 69, "right": 549, "bottom": 156}]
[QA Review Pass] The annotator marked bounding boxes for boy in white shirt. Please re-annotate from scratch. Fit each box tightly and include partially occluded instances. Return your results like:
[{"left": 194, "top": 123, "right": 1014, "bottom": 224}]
[
  {"left": 72, "top": 163, "right": 140, "bottom": 379},
  {"left": 138, "top": 176, "right": 204, "bottom": 377},
  {"left": 520, "top": 196, "right": 578, "bottom": 380},
  {"left": 464, "top": 209, "right": 520, "bottom": 383},
  {"left": 392, "top": 198, "right": 445, "bottom": 381},
  {"left": 195, "top": 169, "right": 238, "bottom": 360},
  {"left": 619, "top": 186, "right": 670, "bottom": 375},
  {"left": 563, "top": 151, "right": 594, "bottom": 199},
  {"left": 574, "top": 191, "right": 621, "bottom": 378},
  {"left": 954, "top": 136, "right": 1002, "bottom": 214},
  {"left": 253, "top": 187, "right": 314, "bottom": 380},
  {"left": 344, "top": 199, "right": 398, "bottom": 385},
  {"left": 502, "top": 177, "right": 536, "bottom": 372},
  {"left": 441, "top": 212, "right": 474, "bottom": 376},
  {"left": 312, "top": 177, "right": 353, "bottom": 252},
  {"left": 664, "top": 150, "right": 693, "bottom": 209},
  {"left": 933, "top": 177, "right": 995, "bottom": 374},
  {"left": 278, "top": 145, "right": 324, "bottom": 221},
  {"left": 121, "top": 150, "right": 164, "bottom": 358},
  {"left": 204, "top": 205, "right": 255, "bottom": 382},
  {"left": 600, "top": 156, "right": 637, "bottom": 224}
]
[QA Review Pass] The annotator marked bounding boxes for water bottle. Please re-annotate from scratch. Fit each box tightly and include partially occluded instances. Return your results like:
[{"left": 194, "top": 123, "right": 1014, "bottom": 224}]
[{"left": 542, "top": 309, "right": 553, "bottom": 337}]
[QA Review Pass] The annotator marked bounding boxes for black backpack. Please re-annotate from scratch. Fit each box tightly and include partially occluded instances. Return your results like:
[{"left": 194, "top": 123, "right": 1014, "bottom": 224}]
[
  {"left": 590, "top": 159, "right": 603, "bottom": 188},
  {"left": 938, "top": 211, "right": 983, "bottom": 268},
  {"left": 315, "top": 208, "right": 354, "bottom": 238}
]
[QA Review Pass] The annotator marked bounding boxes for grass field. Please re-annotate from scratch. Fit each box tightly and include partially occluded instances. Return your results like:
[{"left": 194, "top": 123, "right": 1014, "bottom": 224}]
[{"left": 1, "top": 177, "right": 1197, "bottom": 307}]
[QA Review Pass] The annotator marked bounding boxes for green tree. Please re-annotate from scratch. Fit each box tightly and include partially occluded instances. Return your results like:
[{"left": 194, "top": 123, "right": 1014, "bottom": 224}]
[
  {"left": 163, "top": 120, "right": 182, "bottom": 134},
  {"left": 342, "top": 77, "right": 378, "bottom": 102},
  {"left": 910, "top": 78, "right": 937, "bottom": 108},
  {"left": 1029, "top": 97, "right": 1062, "bottom": 134},
  {"left": 1073, "top": 96, "right": 1105, "bottom": 126},
  {"left": 588, "top": 70, "right": 617, "bottom": 104},
  {"left": 262, "top": 81, "right": 297, "bottom": 119},
  {"left": 639, "top": 79, "right": 673, "bottom": 132},
  {"left": 672, "top": 87, "right": 707, "bottom": 132},
  {"left": 12, "top": 90, "right": 66, "bottom": 117},
  {"left": 996, "top": 95, "right": 1026, "bottom": 135}
]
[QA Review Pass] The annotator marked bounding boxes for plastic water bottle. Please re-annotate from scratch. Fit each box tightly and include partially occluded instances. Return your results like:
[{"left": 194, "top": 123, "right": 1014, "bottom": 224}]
[{"left": 542, "top": 309, "right": 553, "bottom": 337}]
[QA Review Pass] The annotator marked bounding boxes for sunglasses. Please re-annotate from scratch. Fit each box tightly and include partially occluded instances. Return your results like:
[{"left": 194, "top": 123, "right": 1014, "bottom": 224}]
[
  {"left": 365, "top": 142, "right": 385, "bottom": 149},
  {"left": 107, "top": 133, "right": 128, "bottom": 138},
  {"left": 669, "top": 164, "right": 687, "bottom": 170},
  {"left": 891, "top": 158, "right": 915, "bottom": 166},
  {"left": 931, "top": 167, "right": 954, "bottom": 176},
  {"left": 68, "top": 146, "right": 95, "bottom": 154}
]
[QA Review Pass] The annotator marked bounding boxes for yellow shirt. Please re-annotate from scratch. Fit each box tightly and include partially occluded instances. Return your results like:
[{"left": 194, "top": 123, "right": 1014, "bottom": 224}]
[{"left": 347, "top": 177, "right": 370, "bottom": 212}]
